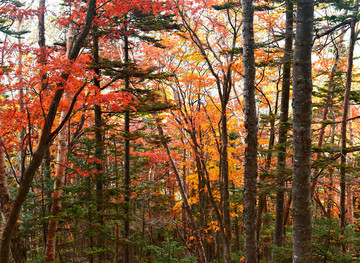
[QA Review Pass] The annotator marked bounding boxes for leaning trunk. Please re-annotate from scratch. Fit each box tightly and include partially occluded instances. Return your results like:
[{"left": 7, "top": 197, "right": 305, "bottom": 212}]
[{"left": 156, "top": 122, "right": 207, "bottom": 263}]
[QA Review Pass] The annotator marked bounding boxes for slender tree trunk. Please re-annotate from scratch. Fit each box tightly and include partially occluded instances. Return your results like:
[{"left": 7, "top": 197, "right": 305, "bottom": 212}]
[
  {"left": 220, "top": 109, "right": 232, "bottom": 263},
  {"left": 123, "top": 108, "right": 131, "bottom": 263},
  {"left": 45, "top": 109, "right": 69, "bottom": 262},
  {"left": 273, "top": 0, "right": 293, "bottom": 257},
  {"left": 0, "top": 149, "right": 27, "bottom": 263},
  {"left": 156, "top": 122, "right": 207, "bottom": 263},
  {"left": 123, "top": 30, "right": 132, "bottom": 263},
  {"left": 292, "top": 0, "right": 314, "bottom": 262},
  {"left": 340, "top": 1, "right": 357, "bottom": 236},
  {"left": 311, "top": 32, "right": 345, "bottom": 194},
  {"left": 45, "top": 21, "right": 76, "bottom": 261},
  {"left": 38, "top": 0, "right": 53, "bottom": 253},
  {"left": 242, "top": 0, "right": 258, "bottom": 262},
  {"left": 190, "top": 132, "right": 229, "bottom": 262},
  {"left": 346, "top": 111, "right": 354, "bottom": 226},
  {"left": 93, "top": 31, "right": 105, "bottom": 260},
  {"left": 42, "top": 146, "right": 51, "bottom": 247},
  {"left": 256, "top": 113, "right": 275, "bottom": 262}
]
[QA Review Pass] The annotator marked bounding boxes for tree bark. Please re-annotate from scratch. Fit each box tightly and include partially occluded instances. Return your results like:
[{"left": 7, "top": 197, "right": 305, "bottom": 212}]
[
  {"left": 292, "top": 0, "right": 314, "bottom": 262},
  {"left": 242, "top": 0, "right": 258, "bottom": 262},
  {"left": 93, "top": 32, "right": 105, "bottom": 261},
  {"left": 273, "top": 0, "right": 293, "bottom": 257}
]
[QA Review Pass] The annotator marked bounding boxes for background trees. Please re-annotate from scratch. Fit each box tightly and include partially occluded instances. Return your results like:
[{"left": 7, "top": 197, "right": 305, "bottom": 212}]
[{"left": 0, "top": 0, "right": 360, "bottom": 262}]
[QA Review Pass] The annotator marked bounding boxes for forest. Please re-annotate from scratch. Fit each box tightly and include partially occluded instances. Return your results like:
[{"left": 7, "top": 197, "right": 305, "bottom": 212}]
[{"left": 0, "top": 0, "right": 359, "bottom": 262}]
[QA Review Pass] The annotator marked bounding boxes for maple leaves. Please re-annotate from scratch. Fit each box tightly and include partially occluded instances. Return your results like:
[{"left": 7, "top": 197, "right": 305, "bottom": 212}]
[{"left": 0, "top": 0, "right": 360, "bottom": 261}]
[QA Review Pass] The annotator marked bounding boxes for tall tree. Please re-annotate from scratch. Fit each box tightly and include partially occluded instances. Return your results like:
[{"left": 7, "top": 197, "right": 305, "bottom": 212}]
[
  {"left": 340, "top": 0, "right": 358, "bottom": 236},
  {"left": 291, "top": 0, "right": 314, "bottom": 262},
  {"left": 176, "top": 2, "right": 242, "bottom": 261},
  {"left": 123, "top": 27, "right": 132, "bottom": 263},
  {"left": 92, "top": 28, "right": 106, "bottom": 262},
  {"left": 242, "top": 0, "right": 258, "bottom": 262},
  {"left": 273, "top": 0, "right": 293, "bottom": 257},
  {"left": 45, "top": 21, "right": 75, "bottom": 261}
]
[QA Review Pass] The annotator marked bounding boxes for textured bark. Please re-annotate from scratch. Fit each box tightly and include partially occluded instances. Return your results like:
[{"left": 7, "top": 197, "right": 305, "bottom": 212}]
[
  {"left": 38, "top": 0, "right": 46, "bottom": 49},
  {"left": 273, "top": 0, "right": 293, "bottom": 257},
  {"left": 292, "top": 0, "right": 314, "bottom": 262},
  {"left": 242, "top": 0, "right": 258, "bottom": 262},
  {"left": 346, "top": 113, "right": 354, "bottom": 225},
  {"left": 0, "top": 1, "right": 96, "bottom": 262}
]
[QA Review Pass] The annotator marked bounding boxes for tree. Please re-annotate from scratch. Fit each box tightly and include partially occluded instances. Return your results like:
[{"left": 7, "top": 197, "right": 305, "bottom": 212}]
[
  {"left": 273, "top": 0, "right": 293, "bottom": 257},
  {"left": 291, "top": 0, "right": 314, "bottom": 261},
  {"left": 175, "top": 2, "right": 242, "bottom": 261},
  {"left": 0, "top": 0, "right": 97, "bottom": 262},
  {"left": 340, "top": 0, "right": 358, "bottom": 239},
  {"left": 242, "top": 0, "right": 258, "bottom": 262}
]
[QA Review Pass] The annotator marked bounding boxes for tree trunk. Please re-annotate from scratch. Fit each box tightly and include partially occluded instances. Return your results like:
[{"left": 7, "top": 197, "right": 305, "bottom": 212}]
[
  {"left": 257, "top": 113, "right": 275, "bottom": 262},
  {"left": 156, "top": 122, "right": 207, "bottom": 263},
  {"left": 93, "top": 31, "right": 105, "bottom": 261},
  {"left": 242, "top": 0, "right": 258, "bottom": 261},
  {"left": 45, "top": 20, "right": 76, "bottom": 261},
  {"left": 273, "top": 0, "right": 293, "bottom": 257},
  {"left": 45, "top": 109, "right": 69, "bottom": 262},
  {"left": 311, "top": 31, "right": 345, "bottom": 194},
  {"left": 340, "top": 0, "right": 357, "bottom": 235},
  {"left": 0, "top": 149, "right": 27, "bottom": 263},
  {"left": 123, "top": 28, "right": 132, "bottom": 263},
  {"left": 42, "top": 146, "right": 52, "bottom": 247},
  {"left": 292, "top": 0, "right": 314, "bottom": 262},
  {"left": 220, "top": 109, "right": 232, "bottom": 263}
]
